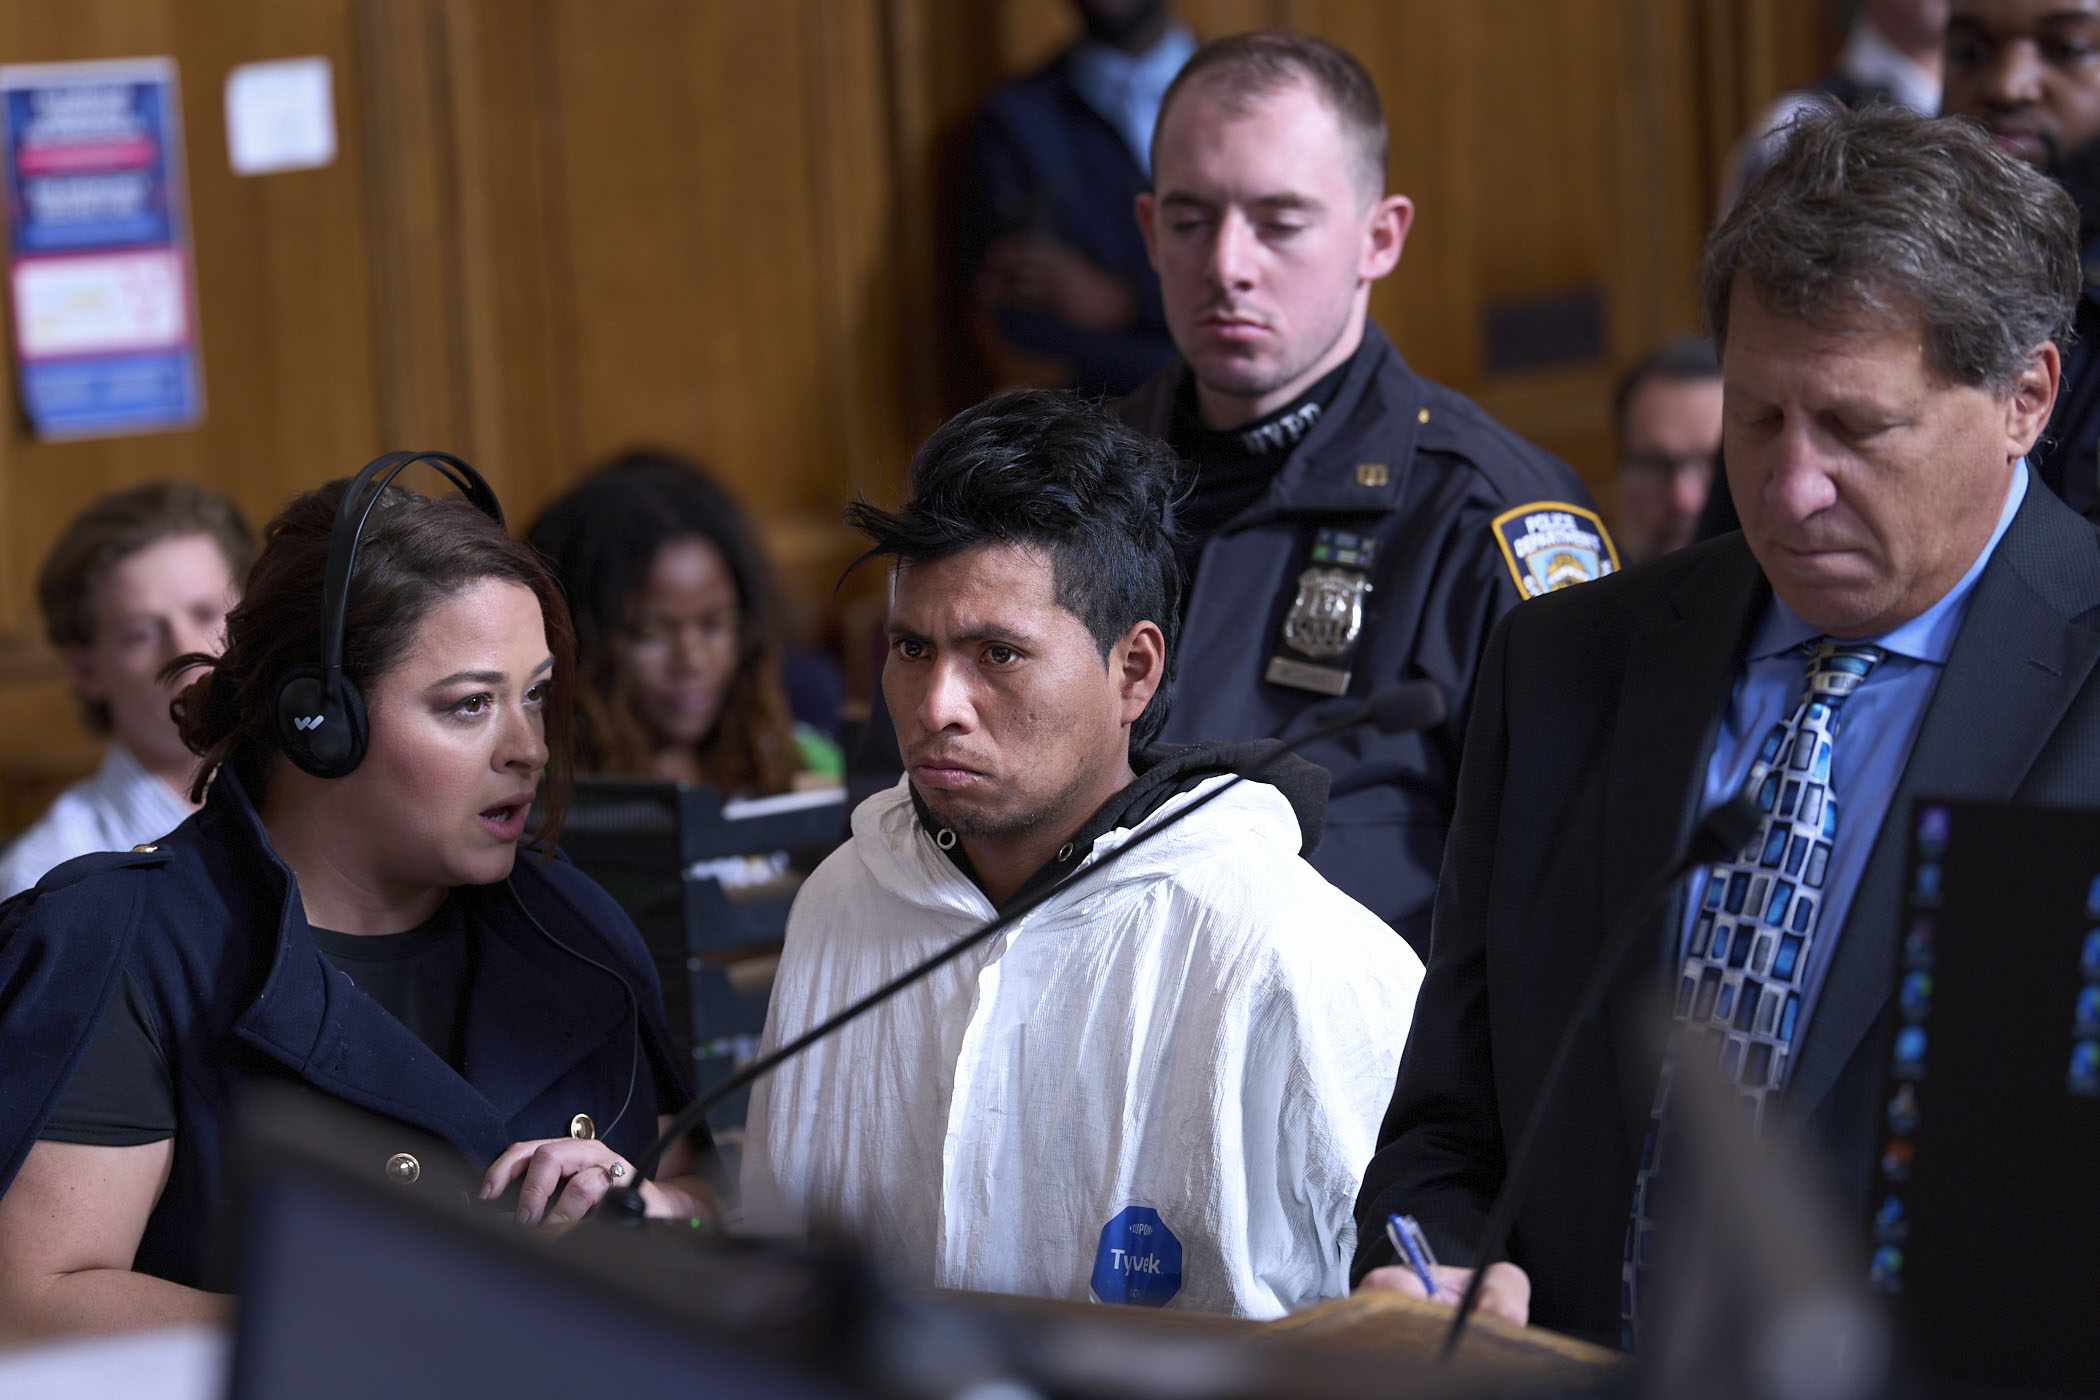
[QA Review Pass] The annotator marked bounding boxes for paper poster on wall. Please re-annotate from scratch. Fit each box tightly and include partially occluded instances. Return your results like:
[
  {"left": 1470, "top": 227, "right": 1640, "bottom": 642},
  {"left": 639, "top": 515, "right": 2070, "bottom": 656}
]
[
  {"left": 225, "top": 57, "right": 335, "bottom": 176},
  {"left": 1, "top": 56, "right": 205, "bottom": 439}
]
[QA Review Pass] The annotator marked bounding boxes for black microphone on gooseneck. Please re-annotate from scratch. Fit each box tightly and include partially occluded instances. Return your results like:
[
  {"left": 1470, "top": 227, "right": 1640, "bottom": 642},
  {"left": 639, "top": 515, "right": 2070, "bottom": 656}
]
[
  {"left": 1437, "top": 793, "right": 1762, "bottom": 1359},
  {"left": 608, "top": 680, "right": 1450, "bottom": 1220}
]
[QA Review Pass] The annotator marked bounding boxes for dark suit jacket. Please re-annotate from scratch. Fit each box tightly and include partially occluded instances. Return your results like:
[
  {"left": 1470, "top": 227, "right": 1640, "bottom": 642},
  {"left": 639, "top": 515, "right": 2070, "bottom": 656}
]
[{"left": 1351, "top": 482, "right": 2100, "bottom": 1345}]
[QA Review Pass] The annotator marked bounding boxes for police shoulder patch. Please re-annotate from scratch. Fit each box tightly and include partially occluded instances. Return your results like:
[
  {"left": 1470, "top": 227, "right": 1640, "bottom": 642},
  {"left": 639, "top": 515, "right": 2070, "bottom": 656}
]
[{"left": 1490, "top": 501, "right": 1620, "bottom": 599}]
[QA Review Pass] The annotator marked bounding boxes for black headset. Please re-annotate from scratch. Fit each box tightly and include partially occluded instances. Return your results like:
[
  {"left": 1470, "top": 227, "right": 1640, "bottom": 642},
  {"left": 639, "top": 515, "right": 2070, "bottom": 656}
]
[
  {"left": 271, "top": 452, "right": 649, "bottom": 1139},
  {"left": 272, "top": 450, "right": 506, "bottom": 779}
]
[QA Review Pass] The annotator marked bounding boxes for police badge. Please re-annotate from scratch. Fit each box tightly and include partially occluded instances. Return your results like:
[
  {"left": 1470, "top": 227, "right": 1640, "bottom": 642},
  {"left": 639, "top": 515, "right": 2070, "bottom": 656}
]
[
  {"left": 1265, "top": 528, "right": 1376, "bottom": 696},
  {"left": 1489, "top": 501, "right": 1619, "bottom": 599}
]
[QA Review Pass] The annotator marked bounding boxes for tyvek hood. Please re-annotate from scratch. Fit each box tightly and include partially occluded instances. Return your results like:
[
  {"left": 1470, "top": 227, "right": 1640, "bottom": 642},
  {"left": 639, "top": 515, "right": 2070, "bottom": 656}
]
[{"left": 849, "top": 749, "right": 1324, "bottom": 926}]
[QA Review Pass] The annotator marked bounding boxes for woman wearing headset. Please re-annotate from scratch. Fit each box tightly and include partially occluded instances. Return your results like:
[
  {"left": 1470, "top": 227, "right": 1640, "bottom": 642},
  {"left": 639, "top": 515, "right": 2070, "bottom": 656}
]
[{"left": 0, "top": 463, "right": 710, "bottom": 1340}]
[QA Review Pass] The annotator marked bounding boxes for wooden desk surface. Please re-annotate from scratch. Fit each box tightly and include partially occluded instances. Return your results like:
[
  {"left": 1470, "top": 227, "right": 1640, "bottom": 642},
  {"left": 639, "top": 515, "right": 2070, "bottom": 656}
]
[
  {"left": 1265, "top": 1289, "right": 1623, "bottom": 1377},
  {"left": 935, "top": 1286, "right": 1625, "bottom": 1395}
]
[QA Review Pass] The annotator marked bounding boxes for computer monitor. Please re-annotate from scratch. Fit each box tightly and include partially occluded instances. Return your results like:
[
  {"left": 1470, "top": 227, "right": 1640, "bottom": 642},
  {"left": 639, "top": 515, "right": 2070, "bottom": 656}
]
[
  {"left": 226, "top": 1088, "right": 864, "bottom": 1399},
  {"left": 556, "top": 778, "right": 847, "bottom": 1130},
  {"left": 1867, "top": 798, "right": 2100, "bottom": 1396}
]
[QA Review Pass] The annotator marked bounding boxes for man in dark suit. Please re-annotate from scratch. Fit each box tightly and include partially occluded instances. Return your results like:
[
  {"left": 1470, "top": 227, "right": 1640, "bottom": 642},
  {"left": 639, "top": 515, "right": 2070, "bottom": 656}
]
[
  {"left": 1351, "top": 103, "right": 2097, "bottom": 1349},
  {"left": 963, "top": 0, "right": 1192, "bottom": 395}
]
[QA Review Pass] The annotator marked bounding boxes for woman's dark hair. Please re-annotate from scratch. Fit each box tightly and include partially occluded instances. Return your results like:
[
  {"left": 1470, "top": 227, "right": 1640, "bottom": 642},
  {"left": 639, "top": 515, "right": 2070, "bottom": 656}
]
[
  {"left": 526, "top": 450, "right": 801, "bottom": 797},
  {"left": 169, "top": 477, "right": 578, "bottom": 851},
  {"left": 845, "top": 389, "right": 1184, "bottom": 751}
]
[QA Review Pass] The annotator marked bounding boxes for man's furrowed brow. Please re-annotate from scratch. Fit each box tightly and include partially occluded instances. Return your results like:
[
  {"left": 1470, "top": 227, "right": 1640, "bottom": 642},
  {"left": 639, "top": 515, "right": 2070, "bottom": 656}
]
[{"left": 888, "top": 618, "right": 1041, "bottom": 649}]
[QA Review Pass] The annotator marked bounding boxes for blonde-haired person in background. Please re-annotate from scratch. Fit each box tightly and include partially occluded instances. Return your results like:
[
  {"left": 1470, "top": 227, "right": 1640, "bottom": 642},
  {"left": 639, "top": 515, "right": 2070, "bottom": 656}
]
[{"left": 0, "top": 481, "right": 253, "bottom": 900}]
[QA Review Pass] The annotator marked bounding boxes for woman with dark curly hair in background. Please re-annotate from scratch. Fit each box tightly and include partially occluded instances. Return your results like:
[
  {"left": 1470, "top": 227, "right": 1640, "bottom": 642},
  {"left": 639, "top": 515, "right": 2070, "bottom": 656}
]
[{"left": 527, "top": 451, "right": 842, "bottom": 796}]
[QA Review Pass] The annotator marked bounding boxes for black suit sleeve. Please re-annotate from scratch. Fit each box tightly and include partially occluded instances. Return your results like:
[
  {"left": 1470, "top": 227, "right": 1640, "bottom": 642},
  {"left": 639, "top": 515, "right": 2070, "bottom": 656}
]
[{"left": 1351, "top": 605, "right": 1519, "bottom": 1281}]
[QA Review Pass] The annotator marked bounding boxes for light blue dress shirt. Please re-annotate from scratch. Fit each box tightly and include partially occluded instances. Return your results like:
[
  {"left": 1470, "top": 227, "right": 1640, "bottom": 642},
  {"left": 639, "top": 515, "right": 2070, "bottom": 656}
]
[
  {"left": 1676, "top": 461, "right": 2029, "bottom": 1035},
  {"left": 1067, "top": 25, "right": 1197, "bottom": 176}
]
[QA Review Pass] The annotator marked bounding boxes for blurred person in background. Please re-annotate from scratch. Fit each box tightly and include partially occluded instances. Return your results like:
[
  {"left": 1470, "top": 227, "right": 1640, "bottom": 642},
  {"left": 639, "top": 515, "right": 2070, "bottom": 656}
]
[
  {"left": 1942, "top": 0, "right": 2100, "bottom": 517},
  {"left": 1723, "top": 0, "right": 1949, "bottom": 206},
  {"left": 963, "top": 0, "right": 1194, "bottom": 394},
  {"left": 1614, "top": 338, "right": 1723, "bottom": 565},
  {"left": 528, "top": 451, "right": 843, "bottom": 797},
  {"left": 0, "top": 482, "right": 253, "bottom": 899}
]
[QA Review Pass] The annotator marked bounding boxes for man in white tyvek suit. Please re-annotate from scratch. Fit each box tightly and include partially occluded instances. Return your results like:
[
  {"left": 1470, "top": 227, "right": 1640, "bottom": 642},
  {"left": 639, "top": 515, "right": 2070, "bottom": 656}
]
[{"left": 742, "top": 390, "right": 1424, "bottom": 1319}]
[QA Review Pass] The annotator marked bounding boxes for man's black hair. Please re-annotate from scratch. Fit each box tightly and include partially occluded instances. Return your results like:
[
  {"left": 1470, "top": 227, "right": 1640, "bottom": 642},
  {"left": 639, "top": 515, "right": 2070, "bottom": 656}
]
[
  {"left": 845, "top": 389, "right": 1185, "bottom": 750},
  {"left": 1613, "top": 335, "right": 1721, "bottom": 443}
]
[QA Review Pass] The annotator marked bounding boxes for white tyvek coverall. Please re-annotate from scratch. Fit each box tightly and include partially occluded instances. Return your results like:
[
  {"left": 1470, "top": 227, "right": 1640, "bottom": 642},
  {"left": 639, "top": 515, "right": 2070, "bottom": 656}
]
[{"left": 742, "top": 774, "right": 1423, "bottom": 1318}]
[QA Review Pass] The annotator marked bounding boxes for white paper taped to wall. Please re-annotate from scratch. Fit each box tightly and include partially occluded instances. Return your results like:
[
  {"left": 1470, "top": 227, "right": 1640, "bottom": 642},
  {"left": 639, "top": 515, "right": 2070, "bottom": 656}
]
[{"left": 225, "top": 57, "right": 334, "bottom": 176}]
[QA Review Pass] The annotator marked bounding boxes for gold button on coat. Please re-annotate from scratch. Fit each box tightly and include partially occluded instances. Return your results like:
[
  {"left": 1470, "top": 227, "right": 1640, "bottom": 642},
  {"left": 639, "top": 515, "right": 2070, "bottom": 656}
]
[
  {"left": 385, "top": 1152, "right": 420, "bottom": 1184},
  {"left": 569, "top": 1113, "right": 596, "bottom": 1140}
]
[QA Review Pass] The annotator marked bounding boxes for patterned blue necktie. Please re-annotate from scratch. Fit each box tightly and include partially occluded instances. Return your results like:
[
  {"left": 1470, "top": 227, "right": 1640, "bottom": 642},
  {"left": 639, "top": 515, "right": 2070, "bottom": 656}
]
[{"left": 1620, "top": 638, "right": 1886, "bottom": 1349}]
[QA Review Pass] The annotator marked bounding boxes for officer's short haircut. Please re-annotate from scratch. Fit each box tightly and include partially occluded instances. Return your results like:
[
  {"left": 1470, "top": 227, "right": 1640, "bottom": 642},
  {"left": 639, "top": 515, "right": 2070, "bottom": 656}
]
[
  {"left": 1614, "top": 337, "right": 1722, "bottom": 444},
  {"left": 1152, "top": 30, "right": 1387, "bottom": 202},
  {"left": 1702, "top": 103, "right": 2079, "bottom": 392},
  {"left": 845, "top": 390, "right": 1184, "bottom": 751},
  {"left": 38, "top": 481, "right": 255, "bottom": 734}
]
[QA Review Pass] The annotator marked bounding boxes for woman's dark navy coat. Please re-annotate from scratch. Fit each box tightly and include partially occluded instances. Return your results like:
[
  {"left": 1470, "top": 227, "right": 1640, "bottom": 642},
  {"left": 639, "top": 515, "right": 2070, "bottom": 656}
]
[{"left": 0, "top": 770, "right": 690, "bottom": 1289}]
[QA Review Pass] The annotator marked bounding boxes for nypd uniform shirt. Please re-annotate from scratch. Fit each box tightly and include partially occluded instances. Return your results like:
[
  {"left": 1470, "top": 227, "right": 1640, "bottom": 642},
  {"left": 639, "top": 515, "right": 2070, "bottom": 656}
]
[{"left": 1117, "top": 324, "right": 1615, "bottom": 955}]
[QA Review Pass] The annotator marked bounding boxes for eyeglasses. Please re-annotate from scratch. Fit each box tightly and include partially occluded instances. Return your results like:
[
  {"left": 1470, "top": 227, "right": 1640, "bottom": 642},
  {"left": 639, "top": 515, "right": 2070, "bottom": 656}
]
[{"left": 1619, "top": 452, "right": 1715, "bottom": 484}]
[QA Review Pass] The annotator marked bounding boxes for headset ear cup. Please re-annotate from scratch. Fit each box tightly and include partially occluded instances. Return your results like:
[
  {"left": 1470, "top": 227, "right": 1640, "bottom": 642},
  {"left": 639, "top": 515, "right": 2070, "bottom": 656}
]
[{"left": 274, "top": 667, "right": 369, "bottom": 779}]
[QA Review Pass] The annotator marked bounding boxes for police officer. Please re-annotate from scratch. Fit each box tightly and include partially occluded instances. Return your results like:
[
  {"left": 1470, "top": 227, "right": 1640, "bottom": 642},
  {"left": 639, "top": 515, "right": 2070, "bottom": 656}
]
[{"left": 1123, "top": 31, "right": 1614, "bottom": 954}]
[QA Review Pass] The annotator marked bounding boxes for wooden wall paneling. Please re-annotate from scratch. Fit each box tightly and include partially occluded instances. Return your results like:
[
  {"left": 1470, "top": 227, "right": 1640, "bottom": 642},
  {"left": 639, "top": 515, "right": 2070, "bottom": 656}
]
[
  {"left": 534, "top": 4, "right": 836, "bottom": 500},
  {"left": 882, "top": 0, "right": 1012, "bottom": 428},
  {"left": 428, "top": 0, "right": 518, "bottom": 494},
  {"left": 1621, "top": 0, "right": 1718, "bottom": 344},
  {"left": 427, "top": 0, "right": 574, "bottom": 508},
  {"left": 0, "top": 0, "right": 389, "bottom": 790},
  {"left": 1293, "top": 0, "right": 1486, "bottom": 398},
  {"left": 0, "top": 1, "right": 387, "bottom": 591},
  {"left": 800, "top": 0, "right": 907, "bottom": 502},
  {"left": 1453, "top": 0, "right": 1622, "bottom": 500},
  {"left": 994, "top": 0, "right": 1082, "bottom": 76},
  {"left": 997, "top": 0, "right": 1290, "bottom": 69},
  {"left": 784, "top": 0, "right": 918, "bottom": 626},
  {"left": 422, "top": 1, "right": 916, "bottom": 645},
  {"left": 355, "top": 0, "right": 473, "bottom": 461},
  {"left": 1698, "top": 0, "right": 1748, "bottom": 199},
  {"left": 871, "top": 0, "right": 950, "bottom": 480},
  {"left": 1181, "top": 1, "right": 1294, "bottom": 40},
  {"left": 1700, "top": 0, "right": 1846, "bottom": 201}
]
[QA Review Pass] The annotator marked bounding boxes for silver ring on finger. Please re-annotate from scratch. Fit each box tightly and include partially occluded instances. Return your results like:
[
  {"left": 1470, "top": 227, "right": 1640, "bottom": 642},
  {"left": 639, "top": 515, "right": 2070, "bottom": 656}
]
[{"left": 606, "top": 1161, "right": 627, "bottom": 1180}]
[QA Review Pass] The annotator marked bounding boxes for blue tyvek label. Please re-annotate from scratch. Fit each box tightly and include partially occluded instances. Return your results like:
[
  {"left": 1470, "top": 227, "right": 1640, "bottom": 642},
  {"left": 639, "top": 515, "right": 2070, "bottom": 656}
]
[{"left": 1089, "top": 1205, "right": 1182, "bottom": 1307}]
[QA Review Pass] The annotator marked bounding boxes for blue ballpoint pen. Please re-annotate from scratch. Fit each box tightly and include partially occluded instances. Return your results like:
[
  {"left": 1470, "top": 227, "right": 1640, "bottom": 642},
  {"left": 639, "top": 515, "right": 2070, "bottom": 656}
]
[{"left": 1386, "top": 1212, "right": 1440, "bottom": 1299}]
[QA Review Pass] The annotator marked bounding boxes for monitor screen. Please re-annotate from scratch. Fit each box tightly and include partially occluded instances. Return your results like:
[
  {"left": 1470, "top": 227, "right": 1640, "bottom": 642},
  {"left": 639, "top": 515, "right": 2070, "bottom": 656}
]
[
  {"left": 228, "top": 1094, "right": 858, "bottom": 1400},
  {"left": 1867, "top": 799, "right": 2100, "bottom": 1395}
]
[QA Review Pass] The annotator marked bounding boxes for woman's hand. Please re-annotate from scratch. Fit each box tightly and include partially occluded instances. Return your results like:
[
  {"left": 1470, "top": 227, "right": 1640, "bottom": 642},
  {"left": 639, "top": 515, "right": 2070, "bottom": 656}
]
[
  {"left": 480, "top": 1136, "right": 638, "bottom": 1227},
  {"left": 479, "top": 1134, "right": 717, "bottom": 1228}
]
